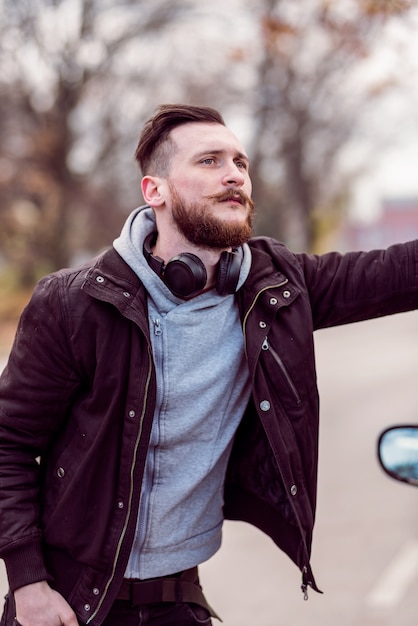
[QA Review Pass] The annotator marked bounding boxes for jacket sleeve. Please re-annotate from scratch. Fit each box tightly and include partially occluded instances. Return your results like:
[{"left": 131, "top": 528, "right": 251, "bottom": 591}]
[
  {"left": 0, "top": 273, "right": 81, "bottom": 591},
  {"left": 296, "top": 240, "right": 418, "bottom": 329}
]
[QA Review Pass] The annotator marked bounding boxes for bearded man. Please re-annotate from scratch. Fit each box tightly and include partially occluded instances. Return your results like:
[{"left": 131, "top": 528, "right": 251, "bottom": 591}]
[{"left": 1, "top": 104, "right": 418, "bottom": 626}]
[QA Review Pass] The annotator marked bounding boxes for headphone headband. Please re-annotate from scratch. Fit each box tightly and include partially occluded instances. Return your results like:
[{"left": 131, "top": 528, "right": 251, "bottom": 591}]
[{"left": 143, "top": 232, "right": 165, "bottom": 276}]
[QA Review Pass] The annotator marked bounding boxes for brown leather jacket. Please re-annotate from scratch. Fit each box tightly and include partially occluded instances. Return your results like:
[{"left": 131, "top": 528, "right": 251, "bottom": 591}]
[{"left": 0, "top": 236, "right": 417, "bottom": 624}]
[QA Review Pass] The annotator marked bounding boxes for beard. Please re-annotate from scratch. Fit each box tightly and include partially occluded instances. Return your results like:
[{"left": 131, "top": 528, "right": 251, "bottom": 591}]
[{"left": 169, "top": 183, "right": 255, "bottom": 249}]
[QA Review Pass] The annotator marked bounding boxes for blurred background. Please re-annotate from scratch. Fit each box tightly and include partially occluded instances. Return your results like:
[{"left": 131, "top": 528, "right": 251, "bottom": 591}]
[
  {"left": 1, "top": 1, "right": 418, "bottom": 624},
  {"left": 2, "top": 0, "right": 418, "bottom": 322}
]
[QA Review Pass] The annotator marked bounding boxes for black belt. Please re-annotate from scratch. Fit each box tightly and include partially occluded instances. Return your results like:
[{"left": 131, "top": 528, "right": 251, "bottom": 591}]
[{"left": 116, "top": 567, "right": 221, "bottom": 620}]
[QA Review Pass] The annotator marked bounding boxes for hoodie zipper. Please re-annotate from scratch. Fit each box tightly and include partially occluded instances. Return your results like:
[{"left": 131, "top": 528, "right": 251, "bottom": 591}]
[{"left": 153, "top": 319, "right": 162, "bottom": 336}]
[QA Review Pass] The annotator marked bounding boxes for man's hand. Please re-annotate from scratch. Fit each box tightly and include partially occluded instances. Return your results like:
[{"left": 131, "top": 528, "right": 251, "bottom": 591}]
[{"left": 14, "top": 581, "right": 78, "bottom": 626}]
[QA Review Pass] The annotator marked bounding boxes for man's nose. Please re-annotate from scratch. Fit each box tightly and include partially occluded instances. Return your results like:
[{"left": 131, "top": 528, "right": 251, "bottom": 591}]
[{"left": 222, "top": 162, "right": 246, "bottom": 187}]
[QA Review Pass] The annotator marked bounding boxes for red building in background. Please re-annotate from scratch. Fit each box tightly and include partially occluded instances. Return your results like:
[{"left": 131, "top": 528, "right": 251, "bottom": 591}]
[{"left": 341, "top": 197, "right": 418, "bottom": 251}]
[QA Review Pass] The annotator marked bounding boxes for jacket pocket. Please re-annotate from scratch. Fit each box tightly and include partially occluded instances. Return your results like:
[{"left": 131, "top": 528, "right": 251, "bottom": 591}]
[{"left": 261, "top": 336, "right": 302, "bottom": 405}]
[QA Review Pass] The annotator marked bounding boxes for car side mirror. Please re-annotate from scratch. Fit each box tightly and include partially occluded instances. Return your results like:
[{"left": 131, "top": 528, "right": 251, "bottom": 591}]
[{"left": 378, "top": 425, "right": 418, "bottom": 487}]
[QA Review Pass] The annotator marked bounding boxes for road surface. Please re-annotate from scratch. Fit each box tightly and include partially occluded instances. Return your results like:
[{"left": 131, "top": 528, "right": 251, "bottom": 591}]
[{"left": 1, "top": 311, "right": 418, "bottom": 625}]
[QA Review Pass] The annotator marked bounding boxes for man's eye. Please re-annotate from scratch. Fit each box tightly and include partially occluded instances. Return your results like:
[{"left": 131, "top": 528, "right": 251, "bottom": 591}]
[
  {"left": 201, "top": 158, "right": 215, "bottom": 165},
  {"left": 236, "top": 161, "right": 247, "bottom": 169}
]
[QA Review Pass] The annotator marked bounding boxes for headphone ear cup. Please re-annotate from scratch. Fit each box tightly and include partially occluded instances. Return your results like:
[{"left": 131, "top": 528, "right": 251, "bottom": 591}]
[
  {"left": 164, "top": 253, "right": 207, "bottom": 298},
  {"left": 216, "top": 250, "right": 241, "bottom": 296}
]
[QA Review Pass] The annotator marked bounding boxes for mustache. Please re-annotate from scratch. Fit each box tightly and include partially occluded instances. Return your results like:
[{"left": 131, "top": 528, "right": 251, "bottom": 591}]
[{"left": 205, "top": 189, "right": 254, "bottom": 209}]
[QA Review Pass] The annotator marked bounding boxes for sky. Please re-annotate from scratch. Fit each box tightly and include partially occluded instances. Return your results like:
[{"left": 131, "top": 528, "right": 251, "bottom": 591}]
[{"left": 347, "top": 11, "right": 418, "bottom": 221}]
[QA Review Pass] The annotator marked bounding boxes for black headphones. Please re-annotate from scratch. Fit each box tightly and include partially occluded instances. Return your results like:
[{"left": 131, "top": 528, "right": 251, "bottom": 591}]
[{"left": 143, "top": 232, "right": 241, "bottom": 298}]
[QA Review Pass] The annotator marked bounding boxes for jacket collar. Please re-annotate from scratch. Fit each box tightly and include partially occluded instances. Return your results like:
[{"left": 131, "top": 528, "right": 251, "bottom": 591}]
[
  {"left": 238, "top": 238, "right": 292, "bottom": 307},
  {"left": 82, "top": 247, "right": 149, "bottom": 327},
  {"left": 81, "top": 237, "right": 297, "bottom": 319}
]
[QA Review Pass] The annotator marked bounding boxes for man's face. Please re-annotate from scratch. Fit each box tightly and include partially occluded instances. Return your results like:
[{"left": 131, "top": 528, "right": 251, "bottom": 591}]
[{"left": 164, "top": 122, "right": 254, "bottom": 249}]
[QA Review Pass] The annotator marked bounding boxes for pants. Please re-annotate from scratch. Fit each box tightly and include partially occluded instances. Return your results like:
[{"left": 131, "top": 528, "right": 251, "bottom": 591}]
[{"left": 100, "top": 600, "right": 213, "bottom": 625}]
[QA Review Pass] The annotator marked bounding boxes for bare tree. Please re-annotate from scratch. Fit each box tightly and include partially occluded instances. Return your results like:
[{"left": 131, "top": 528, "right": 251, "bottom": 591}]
[
  {"left": 248, "top": 0, "right": 415, "bottom": 250},
  {"left": 0, "top": 0, "right": 196, "bottom": 284},
  {"left": 0, "top": 0, "right": 263, "bottom": 285}
]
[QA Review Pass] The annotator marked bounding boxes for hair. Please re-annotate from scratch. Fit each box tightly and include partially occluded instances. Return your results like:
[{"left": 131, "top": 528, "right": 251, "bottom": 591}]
[{"left": 135, "top": 104, "right": 225, "bottom": 176}]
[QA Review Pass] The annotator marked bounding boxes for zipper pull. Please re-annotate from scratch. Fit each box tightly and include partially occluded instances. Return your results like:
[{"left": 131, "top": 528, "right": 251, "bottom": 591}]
[
  {"left": 301, "top": 566, "right": 310, "bottom": 600},
  {"left": 262, "top": 337, "right": 269, "bottom": 351},
  {"left": 153, "top": 319, "right": 162, "bottom": 336}
]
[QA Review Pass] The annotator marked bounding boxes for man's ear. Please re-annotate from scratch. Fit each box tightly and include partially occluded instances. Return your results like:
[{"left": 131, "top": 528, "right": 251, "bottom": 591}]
[{"left": 141, "top": 176, "right": 166, "bottom": 207}]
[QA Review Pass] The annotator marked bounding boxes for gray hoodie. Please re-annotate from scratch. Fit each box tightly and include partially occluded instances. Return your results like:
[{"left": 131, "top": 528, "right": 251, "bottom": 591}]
[{"left": 113, "top": 206, "right": 252, "bottom": 578}]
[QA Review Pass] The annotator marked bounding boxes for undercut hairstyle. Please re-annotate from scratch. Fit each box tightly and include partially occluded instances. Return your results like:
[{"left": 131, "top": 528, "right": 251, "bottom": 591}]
[{"left": 135, "top": 104, "right": 225, "bottom": 176}]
